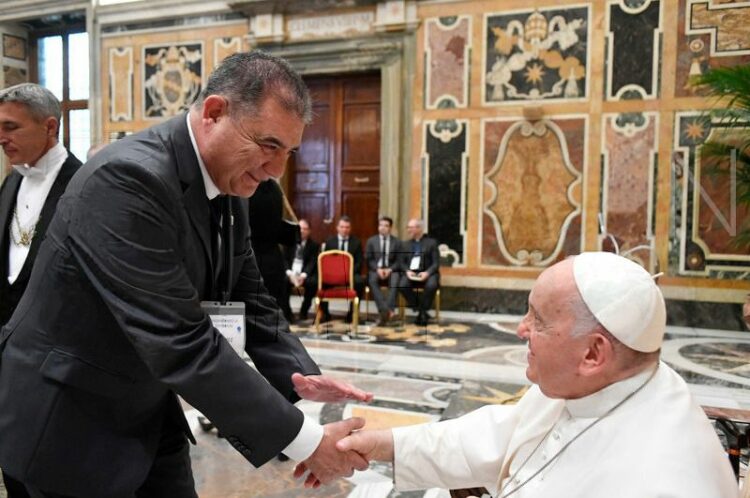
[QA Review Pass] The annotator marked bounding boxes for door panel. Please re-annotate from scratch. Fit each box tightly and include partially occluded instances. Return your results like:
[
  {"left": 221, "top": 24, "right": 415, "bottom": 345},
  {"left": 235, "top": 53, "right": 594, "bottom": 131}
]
[{"left": 288, "top": 72, "right": 381, "bottom": 247}]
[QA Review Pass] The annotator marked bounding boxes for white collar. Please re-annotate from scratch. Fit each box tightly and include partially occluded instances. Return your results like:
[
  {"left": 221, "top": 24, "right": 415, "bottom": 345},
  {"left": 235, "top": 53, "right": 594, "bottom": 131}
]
[
  {"left": 186, "top": 113, "right": 221, "bottom": 200},
  {"left": 12, "top": 142, "right": 67, "bottom": 180},
  {"left": 565, "top": 363, "right": 658, "bottom": 419}
]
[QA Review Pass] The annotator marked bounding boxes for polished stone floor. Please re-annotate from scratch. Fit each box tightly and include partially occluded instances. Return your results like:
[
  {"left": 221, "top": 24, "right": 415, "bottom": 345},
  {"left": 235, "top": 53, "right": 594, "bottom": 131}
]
[{"left": 2, "top": 302, "right": 748, "bottom": 497}]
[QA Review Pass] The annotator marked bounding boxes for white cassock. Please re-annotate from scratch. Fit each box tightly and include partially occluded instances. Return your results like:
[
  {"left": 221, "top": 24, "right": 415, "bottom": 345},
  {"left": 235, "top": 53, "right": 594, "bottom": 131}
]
[{"left": 393, "top": 362, "right": 738, "bottom": 498}]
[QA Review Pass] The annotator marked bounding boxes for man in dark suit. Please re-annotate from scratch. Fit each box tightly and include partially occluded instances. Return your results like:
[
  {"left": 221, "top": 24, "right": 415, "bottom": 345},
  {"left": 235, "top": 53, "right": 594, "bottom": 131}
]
[
  {"left": 284, "top": 218, "right": 319, "bottom": 321},
  {"left": 321, "top": 215, "right": 364, "bottom": 322},
  {"left": 248, "top": 179, "right": 299, "bottom": 322},
  {"left": 0, "top": 83, "right": 82, "bottom": 498},
  {"left": 0, "top": 52, "right": 371, "bottom": 497},
  {"left": 365, "top": 216, "right": 400, "bottom": 326},
  {"left": 397, "top": 218, "right": 440, "bottom": 326}
]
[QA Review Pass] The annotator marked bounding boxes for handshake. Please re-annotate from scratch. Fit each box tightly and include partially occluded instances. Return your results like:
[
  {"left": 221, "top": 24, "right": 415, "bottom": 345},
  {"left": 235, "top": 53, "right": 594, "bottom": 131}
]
[{"left": 289, "top": 373, "right": 395, "bottom": 489}]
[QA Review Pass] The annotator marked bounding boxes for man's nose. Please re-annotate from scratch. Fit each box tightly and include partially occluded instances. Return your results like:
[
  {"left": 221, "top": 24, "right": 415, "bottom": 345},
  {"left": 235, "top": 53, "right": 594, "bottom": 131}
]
[{"left": 517, "top": 318, "right": 530, "bottom": 340}]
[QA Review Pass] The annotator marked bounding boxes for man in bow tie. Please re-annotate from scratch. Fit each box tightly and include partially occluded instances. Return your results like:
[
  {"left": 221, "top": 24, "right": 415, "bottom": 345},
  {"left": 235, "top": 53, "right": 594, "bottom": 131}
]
[{"left": 0, "top": 83, "right": 82, "bottom": 497}]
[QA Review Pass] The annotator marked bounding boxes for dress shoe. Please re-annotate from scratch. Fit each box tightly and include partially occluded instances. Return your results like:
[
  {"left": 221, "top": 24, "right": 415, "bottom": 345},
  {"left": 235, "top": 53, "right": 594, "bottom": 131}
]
[
  {"left": 415, "top": 311, "right": 428, "bottom": 326},
  {"left": 277, "top": 453, "right": 290, "bottom": 462},
  {"left": 377, "top": 310, "right": 394, "bottom": 327},
  {"left": 345, "top": 311, "right": 353, "bottom": 324}
]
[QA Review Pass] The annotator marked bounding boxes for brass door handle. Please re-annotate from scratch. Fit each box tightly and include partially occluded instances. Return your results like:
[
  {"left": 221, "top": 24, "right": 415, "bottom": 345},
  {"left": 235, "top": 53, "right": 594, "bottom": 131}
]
[
  {"left": 354, "top": 176, "right": 370, "bottom": 183},
  {"left": 323, "top": 218, "right": 332, "bottom": 224}
]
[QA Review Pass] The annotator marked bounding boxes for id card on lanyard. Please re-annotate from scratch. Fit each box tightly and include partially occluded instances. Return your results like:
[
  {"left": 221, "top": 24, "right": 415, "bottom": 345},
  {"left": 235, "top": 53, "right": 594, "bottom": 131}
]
[
  {"left": 200, "top": 196, "right": 246, "bottom": 358},
  {"left": 202, "top": 301, "right": 246, "bottom": 357}
]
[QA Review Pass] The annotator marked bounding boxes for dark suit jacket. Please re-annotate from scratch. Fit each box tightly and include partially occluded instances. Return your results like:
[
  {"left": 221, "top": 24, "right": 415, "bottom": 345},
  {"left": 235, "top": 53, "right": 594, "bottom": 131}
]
[
  {"left": 324, "top": 235, "right": 363, "bottom": 275},
  {"left": 248, "top": 180, "right": 299, "bottom": 306},
  {"left": 284, "top": 238, "right": 320, "bottom": 278},
  {"left": 0, "top": 152, "right": 82, "bottom": 326},
  {"left": 397, "top": 236, "right": 440, "bottom": 278},
  {"left": 0, "top": 115, "right": 320, "bottom": 497},
  {"left": 364, "top": 234, "right": 400, "bottom": 273}
]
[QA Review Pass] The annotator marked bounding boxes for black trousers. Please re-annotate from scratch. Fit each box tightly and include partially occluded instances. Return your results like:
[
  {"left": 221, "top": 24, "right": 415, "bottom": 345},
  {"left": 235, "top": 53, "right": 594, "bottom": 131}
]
[{"left": 20, "top": 420, "right": 196, "bottom": 498}]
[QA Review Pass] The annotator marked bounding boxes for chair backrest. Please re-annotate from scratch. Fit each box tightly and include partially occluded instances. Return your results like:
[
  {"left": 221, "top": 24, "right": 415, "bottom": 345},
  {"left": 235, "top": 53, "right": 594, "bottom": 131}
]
[{"left": 318, "top": 250, "right": 354, "bottom": 289}]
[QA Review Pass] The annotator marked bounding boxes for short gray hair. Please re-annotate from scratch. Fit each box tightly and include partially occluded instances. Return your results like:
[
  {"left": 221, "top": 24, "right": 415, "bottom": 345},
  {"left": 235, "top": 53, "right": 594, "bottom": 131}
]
[
  {"left": 193, "top": 51, "right": 311, "bottom": 124},
  {"left": 0, "top": 83, "right": 61, "bottom": 124}
]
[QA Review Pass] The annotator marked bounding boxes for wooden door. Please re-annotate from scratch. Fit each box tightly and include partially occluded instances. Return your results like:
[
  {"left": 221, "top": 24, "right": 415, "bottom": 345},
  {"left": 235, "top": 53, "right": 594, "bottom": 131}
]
[{"left": 288, "top": 72, "right": 381, "bottom": 246}]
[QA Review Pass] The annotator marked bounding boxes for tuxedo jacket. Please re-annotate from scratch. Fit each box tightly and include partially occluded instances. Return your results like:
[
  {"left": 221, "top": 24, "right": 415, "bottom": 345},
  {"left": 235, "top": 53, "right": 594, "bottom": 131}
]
[
  {"left": 283, "top": 238, "right": 320, "bottom": 278},
  {"left": 397, "top": 236, "right": 440, "bottom": 278},
  {"left": 0, "top": 153, "right": 82, "bottom": 326},
  {"left": 364, "top": 234, "right": 400, "bottom": 273},
  {"left": 323, "top": 234, "right": 363, "bottom": 275},
  {"left": 0, "top": 115, "right": 320, "bottom": 497}
]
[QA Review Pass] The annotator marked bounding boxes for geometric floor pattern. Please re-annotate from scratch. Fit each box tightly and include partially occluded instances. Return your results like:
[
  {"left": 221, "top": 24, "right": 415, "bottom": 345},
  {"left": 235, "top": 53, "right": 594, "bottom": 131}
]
[{"left": 1, "top": 304, "right": 748, "bottom": 497}]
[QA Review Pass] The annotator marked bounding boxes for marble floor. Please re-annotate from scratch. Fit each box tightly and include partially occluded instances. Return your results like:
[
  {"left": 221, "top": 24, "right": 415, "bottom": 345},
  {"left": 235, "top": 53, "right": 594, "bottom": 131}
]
[{"left": 1, "top": 302, "right": 748, "bottom": 497}]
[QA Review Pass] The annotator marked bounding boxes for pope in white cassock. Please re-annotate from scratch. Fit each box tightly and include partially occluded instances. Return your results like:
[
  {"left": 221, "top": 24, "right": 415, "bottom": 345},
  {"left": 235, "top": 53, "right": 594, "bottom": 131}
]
[{"left": 316, "top": 252, "right": 738, "bottom": 498}]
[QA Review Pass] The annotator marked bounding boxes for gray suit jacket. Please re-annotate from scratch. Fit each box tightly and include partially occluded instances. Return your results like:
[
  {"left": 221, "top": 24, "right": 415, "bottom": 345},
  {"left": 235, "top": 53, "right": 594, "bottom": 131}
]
[
  {"left": 365, "top": 234, "right": 400, "bottom": 273},
  {"left": 0, "top": 115, "right": 319, "bottom": 496}
]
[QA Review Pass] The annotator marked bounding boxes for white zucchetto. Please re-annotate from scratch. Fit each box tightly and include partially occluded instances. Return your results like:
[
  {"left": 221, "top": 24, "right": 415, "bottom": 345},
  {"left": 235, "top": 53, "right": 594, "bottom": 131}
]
[{"left": 573, "top": 252, "right": 666, "bottom": 352}]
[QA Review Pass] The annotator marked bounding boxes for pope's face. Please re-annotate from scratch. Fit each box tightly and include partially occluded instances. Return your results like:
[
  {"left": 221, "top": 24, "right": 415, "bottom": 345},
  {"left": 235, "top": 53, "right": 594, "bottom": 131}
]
[
  {"left": 516, "top": 260, "right": 589, "bottom": 398},
  {"left": 0, "top": 102, "right": 57, "bottom": 166},
  {"left": 198, "top": 95, "right": 303, "bottom": 197}
]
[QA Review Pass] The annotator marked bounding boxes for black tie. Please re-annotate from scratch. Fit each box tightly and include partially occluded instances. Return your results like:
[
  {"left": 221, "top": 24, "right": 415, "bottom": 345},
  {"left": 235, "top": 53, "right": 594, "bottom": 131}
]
[
  {"left": 380, "top": 236, "right": 386, "bottom": 268},
  {"left": 209, "top": 196, "right": 224, "bottom": 292}
]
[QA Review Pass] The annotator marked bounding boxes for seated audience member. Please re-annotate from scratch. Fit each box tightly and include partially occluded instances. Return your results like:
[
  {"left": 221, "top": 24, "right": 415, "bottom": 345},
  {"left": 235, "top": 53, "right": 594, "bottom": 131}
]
[
  {"left": 396, "top": 219, "right": 439, "bottom": 326},
  {"left": 248, "top": 179, "right": 299, "bottom": 322},
  {"left": 321, "top": 215, "right": 364, "bottom": 322},
  {"left": 284, "top": 218, "right": 319, "bottom": 321},
  {"left": 365, "top": 216, "right": 400, "bottom": 326},
  {"left": 331, "top": 252, "right": 738, "bottom": 498}
]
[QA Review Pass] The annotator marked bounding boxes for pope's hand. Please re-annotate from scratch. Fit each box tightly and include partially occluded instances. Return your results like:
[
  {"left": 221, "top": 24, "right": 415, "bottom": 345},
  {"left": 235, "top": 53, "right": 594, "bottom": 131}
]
[
  {"left": 292, "top": 373, "right": 374, "bottom": 403},
  {"left": 336, "top": 428, "right": 394, "bottom": 462}
]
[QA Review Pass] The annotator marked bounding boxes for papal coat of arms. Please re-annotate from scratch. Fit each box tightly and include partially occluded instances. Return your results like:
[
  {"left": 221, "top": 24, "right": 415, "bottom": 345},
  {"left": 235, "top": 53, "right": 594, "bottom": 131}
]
[
  {"left": 143, "top": 43, "right": 202, "bottom": 118},
  {"left": 484, "top": 7, "right": 589, "bottom": 103}
]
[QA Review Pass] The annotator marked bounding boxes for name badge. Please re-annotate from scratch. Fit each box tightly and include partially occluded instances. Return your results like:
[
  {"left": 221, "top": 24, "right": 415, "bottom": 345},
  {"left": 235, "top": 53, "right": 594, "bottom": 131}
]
[
  {"left": 292, "top": 258, "right": 304, "bottom": 275},
  {"left": 201, "top": 301, "right": 246, "bottom": 357},
  {"left": 409, "top": 255, "right": 422, "bottom": 271}
]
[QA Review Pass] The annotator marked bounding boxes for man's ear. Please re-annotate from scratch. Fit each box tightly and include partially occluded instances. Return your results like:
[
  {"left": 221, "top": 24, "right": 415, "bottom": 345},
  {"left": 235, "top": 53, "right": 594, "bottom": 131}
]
[
  {"left": 45, "top": 117, "right": 58, "bottom": 138},
  {"left": 579, "top": 330, "right": 613, "bottom": 376},
  {"left": 200, "top": 95, "right": 228, "bottom": 123}
]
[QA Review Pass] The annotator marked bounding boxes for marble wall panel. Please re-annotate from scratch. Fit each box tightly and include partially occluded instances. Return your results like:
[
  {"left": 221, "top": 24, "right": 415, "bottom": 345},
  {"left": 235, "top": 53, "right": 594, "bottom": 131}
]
[
  {"left": 109, "top": 46, "right": 133, "bottom": 122},
  {"left": 481, "top": 117, "right": 585, "bottom": 267},
  {"left": 213, "top": 36, "right": 242, "bottom": 67},
  {"left": 3, "top": 65, "right": 26, "bottom": 87},
  {"left": 423, "top": 119, "right": 468, "bottom": 266},
  {"left": 605, "top": 0, "right": 662, "bottom": 100},
  {"left": 601, "top": 112, "right": 658, "bottom": 269},
  {"left": 142, "top": 42, "right": 203, "bottom": 119},
  {"left": 424, "top": 15, "right": 471, "bottom": 109},
  {"left": 676, "top": 0, "right": 750, "bottom": 97},
  {"left": 483, "top": 5, "right": 589, "bottom": 104},
  {"left": 672, "top": 112, "right": 750, "bottom": 277}
]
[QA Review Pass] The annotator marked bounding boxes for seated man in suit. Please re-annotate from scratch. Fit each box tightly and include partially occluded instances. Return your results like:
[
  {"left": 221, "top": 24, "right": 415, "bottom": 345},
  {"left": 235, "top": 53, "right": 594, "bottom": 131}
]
[
  {"left": 396, "top": 218, "right": 439, "bottom": 326},
  {"left": 284, "top": 218, "right": 319, "bottom": 321},
  {"left": 365, "top": 216, "right": 400, "bottom": 326},
  {"left": 321, "top": 215, "right": 364, "bottom": 322}
]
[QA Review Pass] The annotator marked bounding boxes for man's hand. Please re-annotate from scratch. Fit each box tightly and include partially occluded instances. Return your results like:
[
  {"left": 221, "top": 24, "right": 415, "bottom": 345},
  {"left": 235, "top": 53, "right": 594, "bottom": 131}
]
[
  {"left": 417, "top": 272, "right": 429, "bottom": 281},
  {"left": 377, "top": 268, "right": 391, "bottom": 280},
  {"left": 293, "top": 418, "right": 370, "bottom": 488},
  {"left": 292, "top": 373, "right": 374, "bottom": 403},
  {"left": 336, "top": 428, "right": 394, "bottom": 462}
]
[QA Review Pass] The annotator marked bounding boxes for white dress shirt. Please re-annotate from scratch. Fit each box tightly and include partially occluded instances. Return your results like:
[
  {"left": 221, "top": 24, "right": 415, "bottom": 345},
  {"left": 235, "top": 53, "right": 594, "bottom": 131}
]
[
  {"left": 187, "top": 114, "right": 324, "bottom": 461},
  {"left": 8, "top": 141, "right": 67, "bottom": 284}
]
